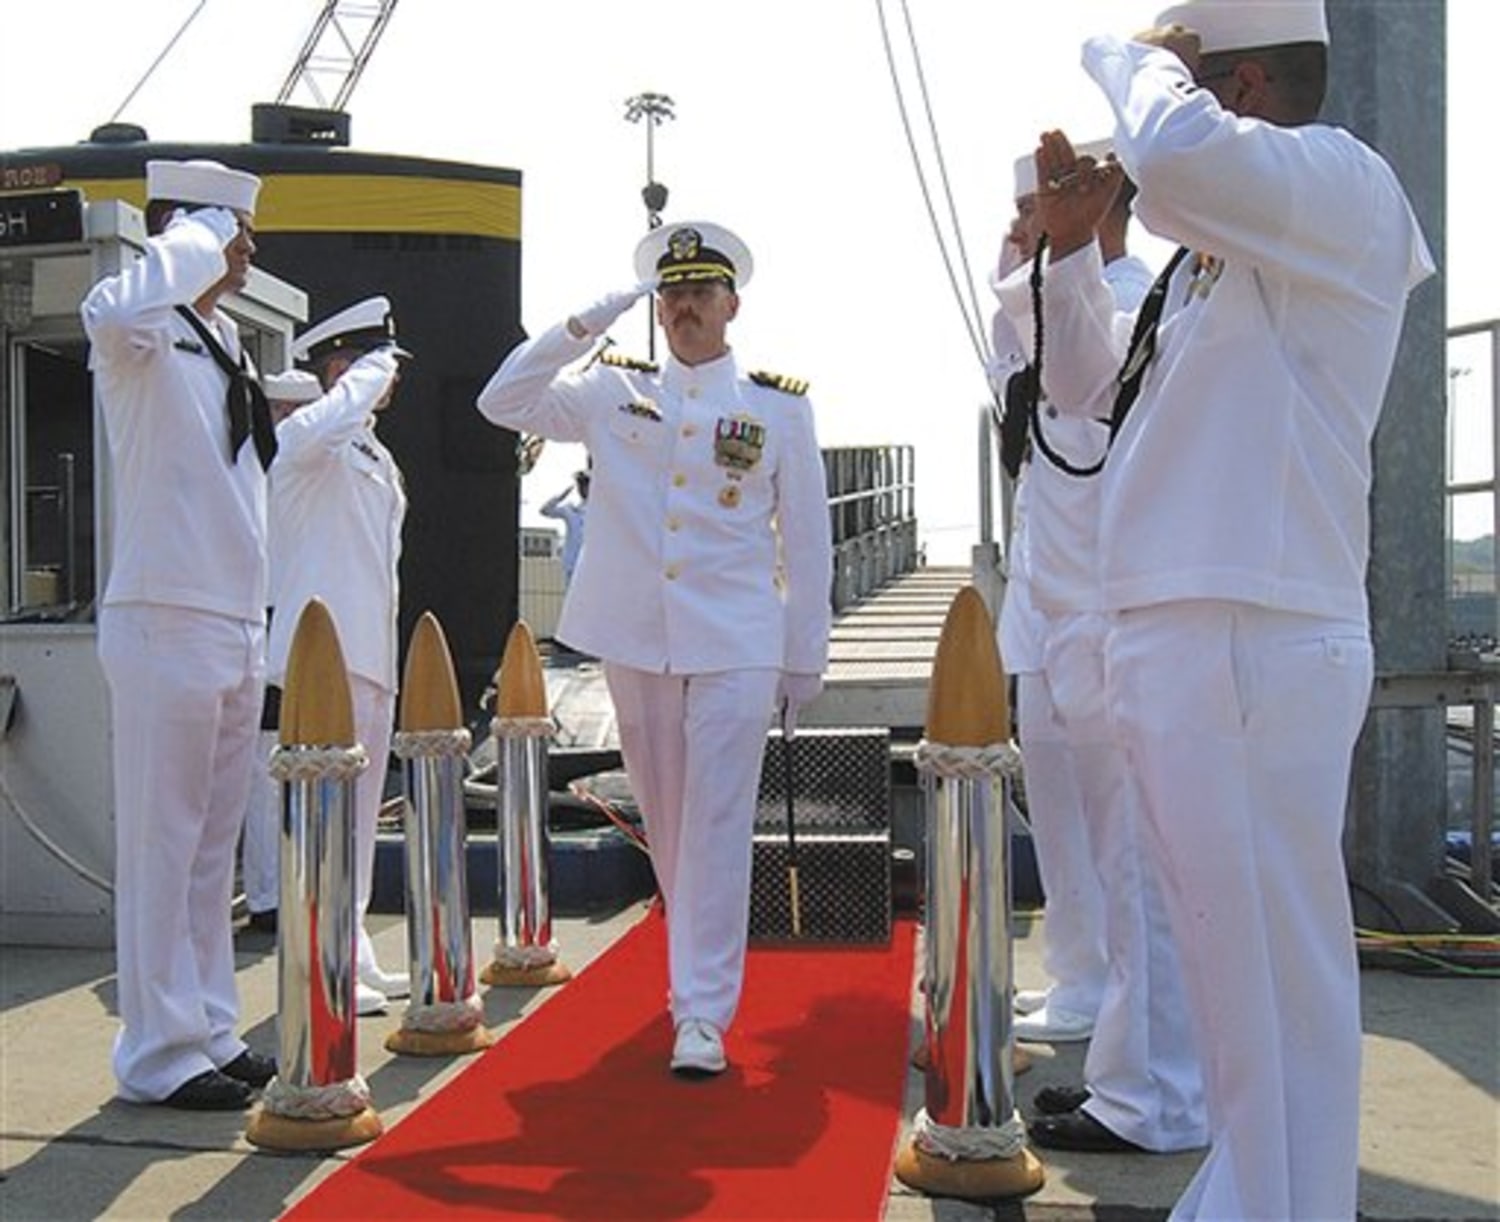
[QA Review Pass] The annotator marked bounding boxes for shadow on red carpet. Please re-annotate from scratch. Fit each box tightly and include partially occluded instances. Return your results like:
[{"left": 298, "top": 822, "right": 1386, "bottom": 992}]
[{"left": 285, "top": 911, "right": 917, "bottom": 1220}]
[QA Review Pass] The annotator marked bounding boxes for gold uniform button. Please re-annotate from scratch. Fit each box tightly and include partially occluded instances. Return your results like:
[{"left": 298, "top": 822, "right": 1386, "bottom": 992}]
[
  {"left": 682, "top": 423, "right": 698, "bottom": 438},
  {"left": 672, "top": 473, "right": 686, "bottom": 487},
  {"left": 667, "top": 517, "right": 681, "bottom": 532},
  {"left": 665, "top": 565, "right": 681, "bottom": 580},
  {"left": 686, "top": 387, "right": 701, "bottom": 399}
]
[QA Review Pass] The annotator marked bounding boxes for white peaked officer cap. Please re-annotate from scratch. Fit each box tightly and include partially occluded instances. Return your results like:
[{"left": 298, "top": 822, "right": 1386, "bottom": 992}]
[
  {"left": 1155, "top": 0, "right": 1329, "bottom": 54},
  {"left": 1014, "top": 138, "right": 1113, "bottom": 200},
  {"left": 145, "top": 158, "right": 261, "bottom": 216},
  {"left": 291, "top": 295, "right": 412, "bottom": 365},
  {"left": 634, "top": 221, "right": 754, "bottom": 291},
  {"left": 262, "top": 369, "right": 323, "bottom": 404}
]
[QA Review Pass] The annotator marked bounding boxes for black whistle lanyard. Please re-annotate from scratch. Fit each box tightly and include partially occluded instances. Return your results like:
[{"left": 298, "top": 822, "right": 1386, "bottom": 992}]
[{"left": 1025, "top": 240, "right": 1191, "bottom": 478}]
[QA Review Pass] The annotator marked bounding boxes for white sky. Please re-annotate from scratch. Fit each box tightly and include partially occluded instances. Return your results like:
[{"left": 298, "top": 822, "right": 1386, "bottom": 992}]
[{"left": 2, "top": 1, "right": 1493, "bottom": 556}]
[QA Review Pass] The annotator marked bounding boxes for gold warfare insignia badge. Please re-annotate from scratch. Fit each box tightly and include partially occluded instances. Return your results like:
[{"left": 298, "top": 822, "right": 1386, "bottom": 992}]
[
  {"left": 618, "top": 398, "right": 662, "bottom": 421},
  {"left": 714, "top": 414, "right": 766, "bottom": 472},
  {"left": 718, "top": 483, "right": 742, "bottom": 509}
]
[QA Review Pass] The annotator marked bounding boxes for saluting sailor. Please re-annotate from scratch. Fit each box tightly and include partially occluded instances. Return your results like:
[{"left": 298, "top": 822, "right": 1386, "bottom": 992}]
[
  {"left": 476, "top": 221, "right": 833, "bottom": 1077},
  {"left": 269, "top": 296, "right": 411, "bottom": 1016},
  {"left": 82, "top": 158, "right": 279, "bottom": 1110}
]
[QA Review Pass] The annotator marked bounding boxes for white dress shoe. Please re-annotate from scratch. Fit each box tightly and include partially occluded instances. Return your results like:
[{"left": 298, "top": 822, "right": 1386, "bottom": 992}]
[
  {"left": 1014, "top": 1003, "right": 1094, "bottom": 1043},
  {"left": 360, "top": 966, "right": 410, "bottom": 999},
  {"left": 670, "top": 1019, "right": 726, "bottom": 1077},
  {"left": 1014, "top": 987, "right": 1051, "bottom": 1016},
  {"left": 355, "top": 982, "right": 389, "bottom": 1016}
]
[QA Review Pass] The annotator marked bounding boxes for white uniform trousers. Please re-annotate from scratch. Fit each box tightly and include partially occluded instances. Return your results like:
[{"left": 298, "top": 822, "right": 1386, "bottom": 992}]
[
  {"left": 604, "top": 664, "right": 780, "bottom": 1033},
  {"left": 1017, "top": 660, "right": 1107, "bottom": 1020},
  {"left": 240, "top": 729, "right": 279, "bottom": 914},
  {"left": 1105, "top": 601, "right": 1370, "bottom": 1222},
  {"left": 349, "top": 675, "right": 396, "bottom": 980},
  {"left": 1043, "top": 614, "right": 1205, "bottom": 1152},
  {"left": 99, "top": 603, "right": 264, "bottom": 1101}
]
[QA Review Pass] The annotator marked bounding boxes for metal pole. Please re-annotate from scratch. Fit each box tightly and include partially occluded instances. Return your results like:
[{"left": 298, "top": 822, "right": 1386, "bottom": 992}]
[{"left": 781, "top": 714, "right": 802, "bottom": 938}]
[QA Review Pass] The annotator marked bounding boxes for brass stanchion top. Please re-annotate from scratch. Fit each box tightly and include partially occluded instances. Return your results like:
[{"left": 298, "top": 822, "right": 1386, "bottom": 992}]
[
  {"left": 280, "top": 597, "right": 356, "bottom": 746},
  {"left": 400, "top": 611, "right": 463, "bottom": 732},
  {"left": 924, "top": 585, "right": 1010, "bottom": 747},
  {"left": 494, "top": 619, "right": 548, "bottom": 719}
]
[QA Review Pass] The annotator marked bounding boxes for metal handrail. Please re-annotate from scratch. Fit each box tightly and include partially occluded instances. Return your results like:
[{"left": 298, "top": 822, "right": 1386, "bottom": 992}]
[{"left": 823, "top": 445, "right": 920, "bottom": 611}]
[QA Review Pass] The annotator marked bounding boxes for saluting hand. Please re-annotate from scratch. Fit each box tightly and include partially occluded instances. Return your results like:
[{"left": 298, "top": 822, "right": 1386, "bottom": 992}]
[
  {"left": 1033, "top": 130, "right": 1123, "bottom": 262},
  {"left": 569, "top": 281, "right": 655, "bottom": 339},
  {"left": 1132, "top": 22, "right": 1202, "bottom": 76}
]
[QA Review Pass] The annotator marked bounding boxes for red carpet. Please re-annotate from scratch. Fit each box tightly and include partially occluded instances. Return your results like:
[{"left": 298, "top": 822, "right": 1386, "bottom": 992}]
[{"left": 286, "top": 911, "right": 917, "bottom": 1221}]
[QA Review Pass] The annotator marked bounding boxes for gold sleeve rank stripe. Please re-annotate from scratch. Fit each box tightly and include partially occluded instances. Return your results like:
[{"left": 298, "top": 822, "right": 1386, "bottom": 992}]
[
  {"left": 748, "top": 369, "right": 809, "bottom": 396},
  {"left": 600, "top": 350, "right": 660, "bottom": 373}
]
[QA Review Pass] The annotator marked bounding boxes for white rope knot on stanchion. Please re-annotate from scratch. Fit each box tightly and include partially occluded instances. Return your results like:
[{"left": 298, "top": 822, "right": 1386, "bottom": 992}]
[
  {"left": 490, "top": 715, "right": 556, "bottom": 740},
  {"left": 392, "top": 727, "right": 472, "bottom": 759},
  {"left": 489, "top": 940, "right": 561, "bottom": 968},
  {"left": 914, "top": 739, "right": 1023, "bottom": 781},
  {"left": 399, "top": 994, "right": 485, "bottom": 1035},
  {"left": 911, "top": 1107, "right": 1028, "bottom": 1162},
  {"left": 261, "top": 1073, "right": 374, "bottom": 1122},
  {"left": 269, "top": 743, "right": 370, "bottom": 783}
]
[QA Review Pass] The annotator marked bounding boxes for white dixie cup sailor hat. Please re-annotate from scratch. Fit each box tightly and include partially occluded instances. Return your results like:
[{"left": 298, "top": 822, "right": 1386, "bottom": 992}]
[
  {"left": 145, "top": 158, "right": 261, "bottom": 215},
  {"left": 262, "top": 369, "right": 323, "bottom": 404},
  {"left": 1153, "top": 0, "right": 1329, "bottom": 54}
]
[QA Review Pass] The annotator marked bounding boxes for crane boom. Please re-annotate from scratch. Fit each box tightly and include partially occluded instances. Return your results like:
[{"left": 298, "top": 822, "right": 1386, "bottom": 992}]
[{"left": 275, "top": 0, "right": 401, "bottom": 112}]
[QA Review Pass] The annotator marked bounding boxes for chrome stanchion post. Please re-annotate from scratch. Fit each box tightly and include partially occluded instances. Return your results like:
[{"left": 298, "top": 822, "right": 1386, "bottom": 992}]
[
  {"left": 480, "top": 620, "right": 572, "bottom": 988},
  {"left": 247, "top": 598, "right": 382, "bottom": 1152},
  {"left": 894, "top": 586, "right": 1044, "bottom": 1200},
  {"left": 386, "top": 612, "right": 495, "bottom": 1055}
]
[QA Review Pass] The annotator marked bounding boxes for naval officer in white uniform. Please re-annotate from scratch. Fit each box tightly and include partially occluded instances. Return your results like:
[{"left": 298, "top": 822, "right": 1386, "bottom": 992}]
[
  {"left": 269, "top": 296, "right": 411, "bottom": 1016},
  {"left": 477, "top": 221, "right": 833, "bottom": 1076},
  {"left": 1000, "top": 1, "right": 1434, "bottom": 1215},
  {"left": 83, "top": 158, "right": 278, "bottom": 1109}
]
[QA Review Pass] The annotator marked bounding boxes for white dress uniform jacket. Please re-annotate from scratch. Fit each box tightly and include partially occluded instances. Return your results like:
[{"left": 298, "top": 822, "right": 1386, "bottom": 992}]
[
  {"left": 1000, "top": 40, "right": 1434, "bottom": 624},
  {"left": 266, "top": 349, "right": 405, "bottom": 692},
  {"left": 83, "top": 214, "right": 268, "bottom": 622},
  {"left": 477, "top": 323, "right": 832, "bottom": 677}
]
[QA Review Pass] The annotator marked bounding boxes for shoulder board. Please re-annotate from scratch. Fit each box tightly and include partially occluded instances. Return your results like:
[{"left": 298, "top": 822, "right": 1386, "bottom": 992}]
[
  {"left": 599, "top": 350, "right": 659, "bottom": 374},
  {"left": 748, "top": 369, "right": 810, "bottom": 396}
]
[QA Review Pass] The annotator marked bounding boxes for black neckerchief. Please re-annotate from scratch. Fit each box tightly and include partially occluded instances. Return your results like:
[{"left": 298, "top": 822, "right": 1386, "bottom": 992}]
[
  {"left": 1025, "top": 240, "right": 1191, "bottom": 478},
  {"left": 174, "top": 305, "right": 278, "bottom": 471}
]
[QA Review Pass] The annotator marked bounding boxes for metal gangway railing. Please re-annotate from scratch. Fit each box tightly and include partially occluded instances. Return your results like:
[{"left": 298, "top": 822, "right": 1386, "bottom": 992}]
[{"left": 824, "top": 444, "right": 920, "bottom": 611}]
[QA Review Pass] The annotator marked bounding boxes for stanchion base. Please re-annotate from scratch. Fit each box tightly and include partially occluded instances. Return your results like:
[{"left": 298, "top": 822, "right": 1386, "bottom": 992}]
[
  {"left": 893, "top": 1137, "right": 1045, "bottom": 1201},
  {"left": 245, "top": 1105, "right": 384, "bottom": 1152},
  {"left": 909, "top": 1042, "right": 1033, "bottom": 1076},
  {"left": 385, "top": 1024, "right": 497, "bottom": 1057},
  {"left": 480, "top": 960, "right": 573, "bottom": 988}
]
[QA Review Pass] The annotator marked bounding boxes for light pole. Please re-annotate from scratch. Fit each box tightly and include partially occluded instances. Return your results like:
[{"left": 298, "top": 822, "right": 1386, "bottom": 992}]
[{"left": 624, "top": 91, "right": 675, "bottom": 359}]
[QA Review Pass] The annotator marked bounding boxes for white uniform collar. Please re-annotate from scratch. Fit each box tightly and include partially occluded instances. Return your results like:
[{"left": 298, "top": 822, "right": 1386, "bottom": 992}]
[{"left": 661, "top": 348, "right": 739, "bottom": 394}]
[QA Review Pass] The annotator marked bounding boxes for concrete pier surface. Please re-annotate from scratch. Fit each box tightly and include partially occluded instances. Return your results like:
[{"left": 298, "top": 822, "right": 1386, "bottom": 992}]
[{"left": 2, "top": 901, "right": 1495, "bottom": 1221}]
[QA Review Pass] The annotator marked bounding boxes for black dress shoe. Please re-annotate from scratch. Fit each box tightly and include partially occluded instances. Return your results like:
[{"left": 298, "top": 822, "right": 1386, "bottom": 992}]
[
  {"left": 246, "top": 909, "right": 277, "bottom": 934},
  {"left": 1034, "top": 1084, "right": 1091, "bottom": 1115},
  {"left": 1028, "top": 1108, "right": 1145, "bottom": 1153},
  {"left": 220, "top": 1050, "right": 277, "bottom": 1088},
  {"left": 161, "top": 1069, "right": 253, "bottom": 1111}
]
